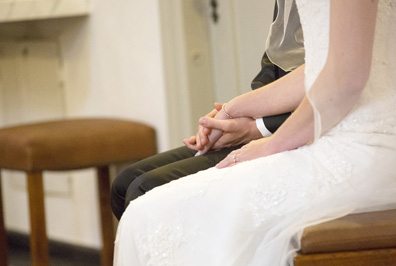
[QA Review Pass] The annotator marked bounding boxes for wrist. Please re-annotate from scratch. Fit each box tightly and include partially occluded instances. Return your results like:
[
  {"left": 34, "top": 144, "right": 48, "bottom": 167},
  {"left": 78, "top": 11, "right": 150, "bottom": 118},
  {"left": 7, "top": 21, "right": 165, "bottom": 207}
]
[
  {"left": 266, "top": 133, "right": 301, "bottom": 155},
  {"left": 215, "top": 108, "right": 229, "bottom": 120},
  {"left": 250, "top": 119, "right": 264, "bottom": 140},
  {"left": 221, "top": 103, "right": 233, "bottom": 119},
  {"left": 224, "top": 100, "right": 238, "bottom": 118},
  {"left": 255, "top": 118, "right": 273, "bottom": 137},
  {"left": 263, "top": 135, "right": 284, "bottom": 155}
]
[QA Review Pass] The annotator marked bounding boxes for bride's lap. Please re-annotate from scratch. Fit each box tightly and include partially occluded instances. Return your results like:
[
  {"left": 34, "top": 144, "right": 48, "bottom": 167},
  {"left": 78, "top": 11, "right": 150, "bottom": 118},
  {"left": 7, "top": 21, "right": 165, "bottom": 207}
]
[
  {"left": 121, "top": 133, "right": 380, "bottom": 218},
  {"left": 120, "top": 137, "right": 377, "bottom": 239},
  {"left": 115, "top": 133, "right": 394, "bottom": 265}
]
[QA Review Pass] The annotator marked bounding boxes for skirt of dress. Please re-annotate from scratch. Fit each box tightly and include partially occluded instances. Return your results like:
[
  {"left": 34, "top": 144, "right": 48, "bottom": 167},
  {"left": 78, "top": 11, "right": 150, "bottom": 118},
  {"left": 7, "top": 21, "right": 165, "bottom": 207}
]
[{"left": 114, "top": 131, "right": 396, "bottom": 266}]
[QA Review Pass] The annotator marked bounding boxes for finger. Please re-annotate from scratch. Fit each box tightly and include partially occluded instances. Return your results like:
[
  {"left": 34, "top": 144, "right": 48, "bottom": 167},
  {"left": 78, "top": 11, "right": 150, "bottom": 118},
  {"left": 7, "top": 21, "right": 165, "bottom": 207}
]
[
  {"left": 211, "top": 138, "right": 231, "bottom": 150},
  {"left": 216, "top": 153, "right": 235, "bottom": 169},
  {"left": 211, "top": 141, "right": 222, "bottom": 150},
  {"left": 198, "top": 145, "right": 211, "bottom": 155},
  {"left": 195, "top": 133, "right": 203, "bottom": 150},
  {"left": 214, "top": 102, "right": 223, "bottom": 111},
  {"left": 203, "top": 126, "right": 211, "bottom": 136},
  {"left": 187, "top": 135, "right": 196, "bottom": 144},
  {"left": 206, "top": 108, "right": 218, "bottom": 118},
  {"left": 183, "top": 138, "right": 198, "bottom": 150},
  {"left": 211, "top": 132, "right": 233, "bottom": 150},
  {"left": 200, "top": 117, "right": 232, "bottom": 132},
  {"left": 197, "top": 126, "right": 209, "bottom": 147},
  {"left": 216, "top": 156, "right": 235, "bottom": 168},
  {"left": 215, "top": 157, "right": 229, "bottom": 169}
]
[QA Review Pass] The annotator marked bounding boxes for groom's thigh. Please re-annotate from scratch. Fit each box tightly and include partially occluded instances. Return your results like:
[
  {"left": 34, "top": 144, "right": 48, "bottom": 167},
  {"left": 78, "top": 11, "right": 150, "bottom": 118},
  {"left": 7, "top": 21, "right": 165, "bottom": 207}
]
[
  {"left": 125, "top": 145, "right": 241, "bottom": 204},
  {"left": 111, "top": 146, "right": 196, "bottom": 219}
]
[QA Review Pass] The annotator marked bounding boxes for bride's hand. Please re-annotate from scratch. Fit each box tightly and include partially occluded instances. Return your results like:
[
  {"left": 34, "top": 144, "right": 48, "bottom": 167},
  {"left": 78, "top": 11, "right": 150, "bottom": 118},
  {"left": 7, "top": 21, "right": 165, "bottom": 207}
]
[
  {"left": 196, "top": 103, "right": 230, "bottom": 155},
  {"left": 216, "top": 137, "right": 277, "bottom": 168}
]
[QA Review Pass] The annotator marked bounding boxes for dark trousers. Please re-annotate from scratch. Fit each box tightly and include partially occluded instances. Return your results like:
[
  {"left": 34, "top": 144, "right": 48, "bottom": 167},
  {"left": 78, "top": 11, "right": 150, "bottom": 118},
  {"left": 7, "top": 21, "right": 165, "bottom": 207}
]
[{"left": 111, "top": 145, "right": 240, "bottom": 220}]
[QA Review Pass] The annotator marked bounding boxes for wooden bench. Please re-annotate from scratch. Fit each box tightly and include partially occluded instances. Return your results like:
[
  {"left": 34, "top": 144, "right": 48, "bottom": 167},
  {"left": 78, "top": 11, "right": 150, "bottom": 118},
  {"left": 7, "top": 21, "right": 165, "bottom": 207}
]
[{"left": 295, "top": 209, "right": 396, "bottom": 266}]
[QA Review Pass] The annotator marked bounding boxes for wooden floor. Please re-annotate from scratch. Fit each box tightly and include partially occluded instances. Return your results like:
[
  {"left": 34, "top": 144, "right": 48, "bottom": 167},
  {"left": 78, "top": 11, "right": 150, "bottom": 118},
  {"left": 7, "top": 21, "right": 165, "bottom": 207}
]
[{"left": 7, "top": 231, "right": 101, "bottom": 266}]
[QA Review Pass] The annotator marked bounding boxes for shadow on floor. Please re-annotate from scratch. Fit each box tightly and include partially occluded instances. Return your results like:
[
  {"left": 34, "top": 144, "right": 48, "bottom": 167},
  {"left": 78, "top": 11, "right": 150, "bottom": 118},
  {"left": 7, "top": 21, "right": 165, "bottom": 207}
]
[{"left": 7, "top": 231, "right": 101, "bottom": 266}]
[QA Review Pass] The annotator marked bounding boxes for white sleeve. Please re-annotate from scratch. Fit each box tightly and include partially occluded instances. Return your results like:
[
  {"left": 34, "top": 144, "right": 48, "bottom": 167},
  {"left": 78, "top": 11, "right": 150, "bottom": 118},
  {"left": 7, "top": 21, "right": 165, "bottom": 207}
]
[{"left": 255, "top": 118, "right": 273, "bottom": 137}]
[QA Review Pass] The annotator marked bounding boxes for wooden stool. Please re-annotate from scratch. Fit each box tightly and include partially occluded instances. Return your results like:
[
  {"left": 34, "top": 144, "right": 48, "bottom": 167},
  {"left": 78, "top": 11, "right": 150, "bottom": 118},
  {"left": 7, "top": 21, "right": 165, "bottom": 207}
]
[
  {"left": 294, "top": 209, "right": 396, "bottom": 265},
  {"left": 0, "top": 118, "right": 157, "bottom": 266}
]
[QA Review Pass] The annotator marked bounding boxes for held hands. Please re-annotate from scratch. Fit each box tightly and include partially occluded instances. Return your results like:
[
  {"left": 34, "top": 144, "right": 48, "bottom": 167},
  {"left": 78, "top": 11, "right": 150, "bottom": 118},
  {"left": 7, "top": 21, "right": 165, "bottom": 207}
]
[
  {"left": 182, "top": 104, "right": 226, "bottom": 154},
  {"left": 183, "top": 103, "right": 262, "bottom": 155},
  {"left": 183, "top": 108, "right": 218, "bottom": 152},
  {"left": 199, "top": 116, "right": 262, "bottom": 150}
]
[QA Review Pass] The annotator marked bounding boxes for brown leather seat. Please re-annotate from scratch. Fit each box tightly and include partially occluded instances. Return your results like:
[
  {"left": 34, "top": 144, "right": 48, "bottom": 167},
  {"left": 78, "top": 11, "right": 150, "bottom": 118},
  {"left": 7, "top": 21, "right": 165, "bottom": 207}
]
[
  {"left": 295, "top": 209, "right": 396, "bottom": 266},
  {"left": 0, "top": 118, "right": 157, "bottom": 266}
]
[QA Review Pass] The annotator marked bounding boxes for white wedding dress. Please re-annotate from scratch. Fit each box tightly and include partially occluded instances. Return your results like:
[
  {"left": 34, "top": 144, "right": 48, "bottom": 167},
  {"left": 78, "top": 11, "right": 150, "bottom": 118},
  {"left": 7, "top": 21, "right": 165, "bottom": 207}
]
[{"left": 114, "top": 0, "right": 396, "bottom": 265}]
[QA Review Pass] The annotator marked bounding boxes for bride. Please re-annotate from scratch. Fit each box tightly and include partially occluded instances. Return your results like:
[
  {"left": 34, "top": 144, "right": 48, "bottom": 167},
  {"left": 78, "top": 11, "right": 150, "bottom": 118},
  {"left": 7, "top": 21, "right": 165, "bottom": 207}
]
[{"left": 114, "top": 0, "right": 396, "bottom": 265}]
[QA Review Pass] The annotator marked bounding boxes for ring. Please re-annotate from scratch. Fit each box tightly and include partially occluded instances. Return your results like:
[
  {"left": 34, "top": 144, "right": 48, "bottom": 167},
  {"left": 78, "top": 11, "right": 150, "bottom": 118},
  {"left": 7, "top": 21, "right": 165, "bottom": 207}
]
[{"left": 232, "top": 154, "right": 237, "bottom": 163}]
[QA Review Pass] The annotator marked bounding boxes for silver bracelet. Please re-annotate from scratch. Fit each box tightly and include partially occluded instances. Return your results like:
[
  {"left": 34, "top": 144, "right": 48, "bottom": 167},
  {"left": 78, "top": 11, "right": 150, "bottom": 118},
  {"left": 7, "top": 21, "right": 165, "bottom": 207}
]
[{"left": 221, "top": 104, "right": 233, "bottom": 119}]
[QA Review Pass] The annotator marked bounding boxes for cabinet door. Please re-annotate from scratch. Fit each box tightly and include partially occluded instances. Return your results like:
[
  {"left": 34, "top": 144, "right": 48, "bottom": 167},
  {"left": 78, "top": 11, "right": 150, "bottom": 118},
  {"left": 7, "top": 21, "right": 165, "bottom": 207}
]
[
  {"left": 0, "top": 41, "right": 65, "bottom": 126},
  {"left": 0, "top": 0, "right": 91, "bottom": 23},
  {"left": 0, "top": 41, "right": 71, "bottom": 233},
  {"left": 207, "top": 0, "right": 274, "bottom": 102}
]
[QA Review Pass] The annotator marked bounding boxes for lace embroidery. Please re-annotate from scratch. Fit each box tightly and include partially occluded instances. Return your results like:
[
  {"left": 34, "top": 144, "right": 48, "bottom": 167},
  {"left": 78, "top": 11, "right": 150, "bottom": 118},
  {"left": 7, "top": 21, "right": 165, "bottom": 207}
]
[
  {"left": 247, "top": 156, "right": 290, "bottom": 226},
  {"left": 312, "top": 138, "right": 353, "bottom": 184},
  {"left": 137, "top": 212, "right": 198, "bottom": 266},
  {"left": 179, "top": 188, "right": 206, "bottom": 200},
  {"left": 247, "top": 138, "right": 354, "bottom": 227},
  {"left": 298, "top": 0, "right": 396, "bottom": 136},
  {"left": 248, "top": 180, "right": 288, "bottom": 227}
]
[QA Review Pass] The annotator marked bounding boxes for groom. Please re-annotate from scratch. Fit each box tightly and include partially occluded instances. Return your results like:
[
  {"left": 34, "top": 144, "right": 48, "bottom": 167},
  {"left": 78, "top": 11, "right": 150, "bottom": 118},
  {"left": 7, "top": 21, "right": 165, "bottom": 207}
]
[{"left": 111, "top": 0, "right": 304, "bottom": 220}]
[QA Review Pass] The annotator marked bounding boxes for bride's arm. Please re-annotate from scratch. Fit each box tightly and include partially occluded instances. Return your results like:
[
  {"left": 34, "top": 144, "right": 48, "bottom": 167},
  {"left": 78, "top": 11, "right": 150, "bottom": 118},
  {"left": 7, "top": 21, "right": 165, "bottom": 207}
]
[
  {"left": 225, "top": 64, "right": 306, "bottom": 119},
  {"left": 217, "top": 0, "right": 379, "bottom": 168},
  {"left": 193, "top": 64, "right": 306, "bottom": 155}
]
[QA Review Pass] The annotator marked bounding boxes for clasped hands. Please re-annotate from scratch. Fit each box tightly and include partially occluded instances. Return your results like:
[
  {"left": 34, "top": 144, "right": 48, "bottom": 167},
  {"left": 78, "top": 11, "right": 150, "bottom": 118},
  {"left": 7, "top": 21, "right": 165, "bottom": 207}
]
[{"left": 183, "top": 103, "right": 274, "bottom": 168}]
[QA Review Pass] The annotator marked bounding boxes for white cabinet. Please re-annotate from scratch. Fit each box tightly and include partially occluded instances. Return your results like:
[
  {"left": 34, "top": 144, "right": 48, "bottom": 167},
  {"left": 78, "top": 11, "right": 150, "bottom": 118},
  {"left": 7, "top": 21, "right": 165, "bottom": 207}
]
[
  {"left": 0, "top": 0, "right": 90, "bottom": 23},
  {"left": 0, "top": 41, "right": 65, "bottom": 125}
]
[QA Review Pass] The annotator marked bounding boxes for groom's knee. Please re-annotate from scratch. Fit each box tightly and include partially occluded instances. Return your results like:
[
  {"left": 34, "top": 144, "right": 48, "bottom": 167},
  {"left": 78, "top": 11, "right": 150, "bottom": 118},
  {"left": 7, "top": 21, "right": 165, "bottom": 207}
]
[{"left": 124, "top": 172, "right": 170, "bottom": 206}]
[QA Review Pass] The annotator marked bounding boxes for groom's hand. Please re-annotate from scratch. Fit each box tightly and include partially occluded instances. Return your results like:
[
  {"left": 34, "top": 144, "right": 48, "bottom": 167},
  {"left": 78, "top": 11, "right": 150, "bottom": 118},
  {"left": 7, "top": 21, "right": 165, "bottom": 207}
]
[
  {"left": 183, "top": 108, "right": 218, "bottom": 151},
  {"left": 199, "top": 116, "right": 262, "bottom": 150}
]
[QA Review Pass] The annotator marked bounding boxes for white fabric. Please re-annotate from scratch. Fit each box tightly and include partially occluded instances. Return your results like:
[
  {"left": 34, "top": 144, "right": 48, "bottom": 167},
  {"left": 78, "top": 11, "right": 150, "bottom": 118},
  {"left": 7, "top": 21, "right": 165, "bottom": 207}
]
[
  {"left": 303, "top": 0, "right": 396, "bottom": 141},
  {"left": 114, "top": 1, "right": 396, "bottom": 265},
  {"left": 255, "top": 118, "right": 273, "bottom": 137},
  {"left": 265, "top": 0, "right": 305, "bottom": 71}
]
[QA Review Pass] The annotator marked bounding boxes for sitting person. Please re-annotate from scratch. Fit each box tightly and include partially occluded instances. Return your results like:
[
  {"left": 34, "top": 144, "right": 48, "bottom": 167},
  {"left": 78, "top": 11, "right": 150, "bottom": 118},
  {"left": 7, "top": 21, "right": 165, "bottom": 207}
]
[{"left": 114, "top": 0, "right": 396, "bottom": 265}]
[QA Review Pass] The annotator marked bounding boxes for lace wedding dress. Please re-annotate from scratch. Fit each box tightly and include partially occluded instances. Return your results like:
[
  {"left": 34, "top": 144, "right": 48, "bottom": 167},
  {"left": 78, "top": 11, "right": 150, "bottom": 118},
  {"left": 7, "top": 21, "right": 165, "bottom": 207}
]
[{"left": 114, "top": 0, "right": 396, "bottom": 265}]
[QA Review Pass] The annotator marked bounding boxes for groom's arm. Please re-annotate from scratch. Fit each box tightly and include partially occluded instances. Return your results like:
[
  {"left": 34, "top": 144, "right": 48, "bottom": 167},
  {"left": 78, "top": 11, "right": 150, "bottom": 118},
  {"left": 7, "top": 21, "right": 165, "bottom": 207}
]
[
  {"left": 257, "top": 112, "right": 291, "bottom": 137},
  {"left": 252, "top": 53, "right": 292, "bottom": 137}
]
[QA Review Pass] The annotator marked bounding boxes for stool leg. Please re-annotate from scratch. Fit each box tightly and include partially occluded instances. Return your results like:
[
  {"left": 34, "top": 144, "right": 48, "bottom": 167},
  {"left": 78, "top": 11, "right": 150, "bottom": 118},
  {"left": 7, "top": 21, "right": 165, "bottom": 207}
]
[
  {"left": 27, "top": 172, "right": 49, "bottom": 266},
  {"left": 97, "top": 166, "right": 115, "bottom": 266},
  {"left": 0, "top": 171, "right": 8, "bottom": 266}
]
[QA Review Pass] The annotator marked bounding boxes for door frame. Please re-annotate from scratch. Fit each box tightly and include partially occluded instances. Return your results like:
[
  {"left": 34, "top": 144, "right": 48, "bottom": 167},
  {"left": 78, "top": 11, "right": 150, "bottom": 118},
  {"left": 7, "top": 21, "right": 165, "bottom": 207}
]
[{"left": 158, "top": 0, "right": 215, "bottom": 149}]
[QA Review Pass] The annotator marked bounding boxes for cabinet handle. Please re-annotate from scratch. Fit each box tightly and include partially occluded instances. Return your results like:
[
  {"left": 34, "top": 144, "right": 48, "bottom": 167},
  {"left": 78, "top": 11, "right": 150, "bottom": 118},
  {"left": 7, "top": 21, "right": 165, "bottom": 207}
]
[{"left": 210, "top": 0, "right": 219, "bottom": 23}]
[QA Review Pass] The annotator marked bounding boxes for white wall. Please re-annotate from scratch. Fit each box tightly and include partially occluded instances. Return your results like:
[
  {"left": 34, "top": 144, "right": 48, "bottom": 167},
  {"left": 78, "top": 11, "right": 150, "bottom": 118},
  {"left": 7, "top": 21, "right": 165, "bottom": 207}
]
[
  {"left": 60, "top": 0, "right": 170, "bottom": 247},
  {"left": 62, "top": 0, "right": 169, "bottom": 151},
  {"left": 0, "top": 0, "right": 169, "bottom": 248}
]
